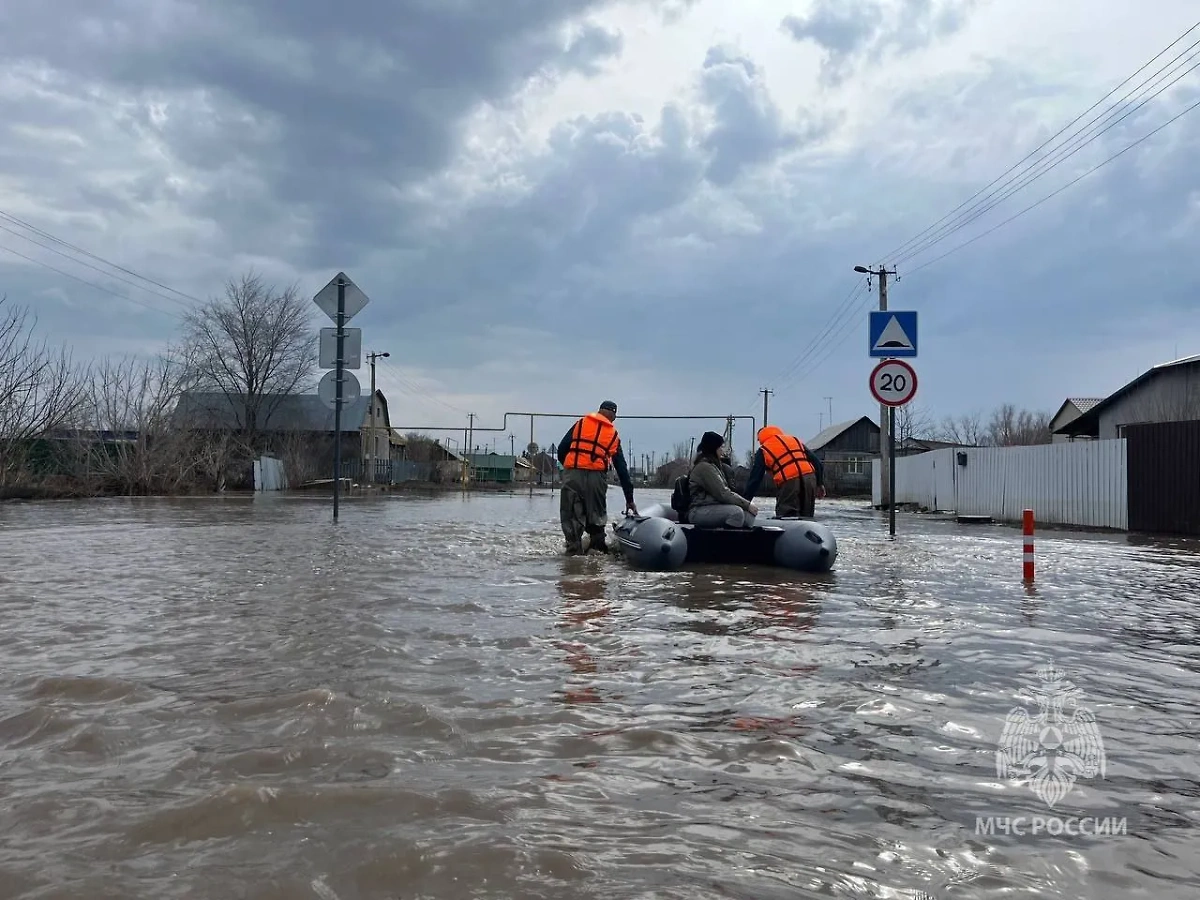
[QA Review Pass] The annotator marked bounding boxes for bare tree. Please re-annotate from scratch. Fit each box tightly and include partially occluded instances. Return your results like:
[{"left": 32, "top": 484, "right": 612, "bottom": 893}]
[
  {"left": 0, "top": 297, "right": 87, "bottom": 485},
  {"left": 180, "top": 271, "right": 316, "bottom": 450},
  {"left": 81, "top": 350, "right": 198, "bottom": 494},
  {"left": 894, "top": 402, "right": 935, "bottom": 445},
  {"left": 933, "top": 411, "right": 986, "bottom": 446},
  {"left": 986, "top": 403, "right": 1052, "bottom": 445}
]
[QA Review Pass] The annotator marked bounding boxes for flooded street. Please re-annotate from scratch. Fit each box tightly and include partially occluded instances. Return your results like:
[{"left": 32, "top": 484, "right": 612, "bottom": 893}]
[{"left": 1, "top": 488, "right": 1199, "bottom": 899}]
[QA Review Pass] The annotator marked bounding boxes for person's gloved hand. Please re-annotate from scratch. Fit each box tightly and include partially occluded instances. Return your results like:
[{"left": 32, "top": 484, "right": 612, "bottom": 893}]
[
  {"left": 747, "top": 503, "right": 759, "bottom": 516},
  {"left": 625, "top": 501, "right": 638, "bottom": 516}
]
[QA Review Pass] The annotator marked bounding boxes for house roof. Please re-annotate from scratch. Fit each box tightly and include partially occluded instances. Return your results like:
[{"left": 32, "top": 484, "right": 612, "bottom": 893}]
[
  {"left": 807, "top": 415, "right": 878, "bottom": 451},
  {"left": 1067, "top": 397, "right": 1104, "bottom": 413},
  {"left": 1054, "top": 354, "right": 1200, "bottom": 436},
  {"left": 905, "top": 437, "right": 976, "bottom": 451},
  {"left": 1049, "top": 396, "right": 1104, "bottom": 430},
  {"left": 173, "top": 390, "right": 388, "bottom": 433}
]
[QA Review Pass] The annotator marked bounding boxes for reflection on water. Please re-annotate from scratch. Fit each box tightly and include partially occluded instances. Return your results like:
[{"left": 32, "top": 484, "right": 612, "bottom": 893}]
[{"left": 1, "top": 490, "right": 1199, "bottom": 898}]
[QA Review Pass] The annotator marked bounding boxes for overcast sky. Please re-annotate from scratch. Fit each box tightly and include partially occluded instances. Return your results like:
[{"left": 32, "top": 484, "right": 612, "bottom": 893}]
[{"left": 1, "top": 0, "right": 1197, "bottom": 460}]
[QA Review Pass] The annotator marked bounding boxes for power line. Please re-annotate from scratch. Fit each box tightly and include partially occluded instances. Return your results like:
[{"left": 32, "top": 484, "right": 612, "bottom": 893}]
[
  {"left": 778, "top": 91, "right": 1200, "bottom": 392},
  {"left": 0, "top": 242, "right": 187, "bottom": 322},
  {"left": 878, "top": 19, "right": 1200, "bottom": 265},
  {"left": 904, "top": 91, "right": 1200, "bottom": 277},
  {"left": 0, "top": 219, "right": 196, "bottom": 312},
  {"left": 891, "top": 40, "right": 1200, "bottom": 266},
  {"left": 0, "top": 207, "right": 202, "bottom": 305},
  {"left": 765, "top": 19, "right": 1200, "bottom": 398}
]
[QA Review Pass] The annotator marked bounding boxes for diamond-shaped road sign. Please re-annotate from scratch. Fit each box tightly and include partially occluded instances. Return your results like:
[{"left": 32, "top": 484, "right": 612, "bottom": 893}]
[
  {"left": 318, "top": 369, "right": 361, "bottom": 410},
  {"left": 313, "top": 271, "right": 370, "bottom": 323},
  {"left": 319, "top": 327, "right": 361, "bottom": 369}
]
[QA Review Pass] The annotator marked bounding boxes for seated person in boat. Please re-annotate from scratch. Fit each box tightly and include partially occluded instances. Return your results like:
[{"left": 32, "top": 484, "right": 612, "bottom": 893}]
[{"left": 688, "top": 431, "right": 758, "bottom": 528}]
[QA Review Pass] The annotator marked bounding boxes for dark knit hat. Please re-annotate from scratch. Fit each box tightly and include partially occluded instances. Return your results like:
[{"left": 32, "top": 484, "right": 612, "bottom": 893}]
[
  {"left": 697, "top": 431, "right": 724, "bottom": 454},
  {"left": 599, "top": 400, "right": 617, "bottom": 413}
]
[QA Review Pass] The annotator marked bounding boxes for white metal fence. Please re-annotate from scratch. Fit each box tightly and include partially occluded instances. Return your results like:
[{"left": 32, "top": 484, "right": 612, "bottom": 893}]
[{"left": 871, "top": 440, "right": 1128, "bottom": 529}]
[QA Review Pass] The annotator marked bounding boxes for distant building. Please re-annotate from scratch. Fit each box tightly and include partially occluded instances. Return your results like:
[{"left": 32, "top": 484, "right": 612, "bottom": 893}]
[
  {"left": 172, "top": 389, "right": 406, "bottom": 480},
  {"left": 465, "top": 452, "right": 518, "bottom": 483},
  {"left": 806, "top": 416, "right": 880, "bottom": 494},
  {"left": 1054, "top": 355, "right": 1200, "bottom": 440},
  {"left": 1048, "top": 397, "right": 1104, "bottom": 442}
]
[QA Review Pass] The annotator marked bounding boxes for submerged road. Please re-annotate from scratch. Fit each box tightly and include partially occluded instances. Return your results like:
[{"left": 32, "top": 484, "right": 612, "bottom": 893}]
[{"left": 1, "top": 489, "right": 1198, "bottom": 899}]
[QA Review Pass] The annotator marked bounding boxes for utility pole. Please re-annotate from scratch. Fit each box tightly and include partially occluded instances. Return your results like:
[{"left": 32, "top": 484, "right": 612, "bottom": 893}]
[
  {"left": 854, "top": 264, "right": 897, "bottom": 509},
  {"left": 464, "top": 413, "right": 475, "bottom": 487},
  {"left": 723, "top": 414, "right": 734, "bottom": 458},
  {"left": 366, "top": 351, "right": 389, "bottom": 484},
  {"left": 759, "top": 388, "right": 773, "bottom": 427},
  {"left": 823, "top": 396, "right": 832, "bottom": 426}
]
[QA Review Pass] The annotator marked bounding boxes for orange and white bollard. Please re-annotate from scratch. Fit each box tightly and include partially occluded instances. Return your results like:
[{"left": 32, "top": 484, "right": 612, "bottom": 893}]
[{"left": 1022, "top": 509, "right": 1035, "bottom": 581}]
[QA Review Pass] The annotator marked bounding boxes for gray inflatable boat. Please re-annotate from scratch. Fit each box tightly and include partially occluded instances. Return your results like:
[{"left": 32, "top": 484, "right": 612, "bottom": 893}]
[{"left": 611, "top": 502, "right": 838, "bottom": 573}]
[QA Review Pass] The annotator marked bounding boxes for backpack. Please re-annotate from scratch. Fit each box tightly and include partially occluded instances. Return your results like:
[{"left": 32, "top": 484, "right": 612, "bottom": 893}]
[{"left": 670, "top": 474, "right": 691, "bottom": 520}]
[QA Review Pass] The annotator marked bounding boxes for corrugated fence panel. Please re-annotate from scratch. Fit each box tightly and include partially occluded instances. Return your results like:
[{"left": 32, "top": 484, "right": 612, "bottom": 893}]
[
  {"left": 872, "top": 441, "right": 1127, "bottom": 528},
  {"left": 1127, "top": 421, "right": 1200, "bottom": 535}
]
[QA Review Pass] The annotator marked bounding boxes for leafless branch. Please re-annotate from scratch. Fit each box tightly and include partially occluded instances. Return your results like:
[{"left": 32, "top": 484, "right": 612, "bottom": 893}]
[
  {"left": 0, "top": 297, "right": 88, "bottom": 484},
  {"left": 180, "top": 271, "right": 316, "bottom": 449}
]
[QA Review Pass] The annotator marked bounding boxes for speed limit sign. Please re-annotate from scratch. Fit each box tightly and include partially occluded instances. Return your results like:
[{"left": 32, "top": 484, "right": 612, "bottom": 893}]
[{"left": 870, "top": 359, "right": 917, "bottom": 407}]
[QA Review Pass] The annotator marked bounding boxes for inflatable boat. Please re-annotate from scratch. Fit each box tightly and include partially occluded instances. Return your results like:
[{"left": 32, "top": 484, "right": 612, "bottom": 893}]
[{"left": 611, "top": 502, "right": 838, "bottom": 573}]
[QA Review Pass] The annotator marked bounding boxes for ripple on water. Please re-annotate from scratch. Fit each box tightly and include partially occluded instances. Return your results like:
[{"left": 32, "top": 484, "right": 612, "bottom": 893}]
[{"left": 1, "top": 492, "right": 1200, "bottom": 898}]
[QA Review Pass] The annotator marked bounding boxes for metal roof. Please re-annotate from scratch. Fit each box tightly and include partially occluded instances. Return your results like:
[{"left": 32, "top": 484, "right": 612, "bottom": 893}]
[
  {"left": 1067, "top": 397, "right": 1104, "bottom": 413},
  {"left": 807, "top": 416, "right": 877, "bottom": 451},
  {"left": 173, "top": 390, "right": 385, "bottom": 433},
  {"left": 1054, "top": 354, "right": 1200, "bottom": 436}
]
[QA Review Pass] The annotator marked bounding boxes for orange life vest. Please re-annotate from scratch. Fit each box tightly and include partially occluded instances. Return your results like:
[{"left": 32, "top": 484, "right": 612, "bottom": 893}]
[
  {"left": 758, "top": 425, "right": 814, "bottom": 485},
  {"left": 563, "top": 412, "right": 619, "bottom": 471}
]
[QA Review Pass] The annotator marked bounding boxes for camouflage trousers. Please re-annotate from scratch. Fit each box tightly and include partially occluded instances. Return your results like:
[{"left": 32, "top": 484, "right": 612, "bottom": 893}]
[{"left": 560, "top": 468, "right": 610, "bottom": 550}]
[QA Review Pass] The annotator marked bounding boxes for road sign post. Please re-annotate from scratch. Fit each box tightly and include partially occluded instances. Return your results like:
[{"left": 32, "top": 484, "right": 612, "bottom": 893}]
[
  {"left": 869, "top": 359, "right": 918, "bottom": 537},
  {"left": 313, "top": 272, "right": 370, "bottom": 522},
  {"left": 319, "top": 328, "right": 362, "bottom": 369}
]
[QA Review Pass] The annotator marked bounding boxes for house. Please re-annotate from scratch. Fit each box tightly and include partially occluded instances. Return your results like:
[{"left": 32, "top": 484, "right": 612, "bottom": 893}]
[
  {"left": 1049, "top": 397, "right": 1104, "bottom": 442},
  {"left": 902, "top": 437, "right": 977, "bottom": 452},
  {"left": 528, "top": 451, "right": 561, "bottom": 483},
  {"left": 1054, "top": 354, "right": 1200, "bottom": 440},
  {"left": 806, "top": 416, "right": 881, "bottom": 494},
  {"left": 172, "top": 389, "right": 406, "bottom": 481},
  {"left": 466, "top": 452, "right": 517, "bottom": 483}
]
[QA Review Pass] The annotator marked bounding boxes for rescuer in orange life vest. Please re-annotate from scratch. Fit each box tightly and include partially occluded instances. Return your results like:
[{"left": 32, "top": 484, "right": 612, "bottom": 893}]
[
  {"left": 742, "top": 425, "right": 825, "bottom": 518},
  {"left": 556, "top": 400, "right": 637, "bottom": 554}
]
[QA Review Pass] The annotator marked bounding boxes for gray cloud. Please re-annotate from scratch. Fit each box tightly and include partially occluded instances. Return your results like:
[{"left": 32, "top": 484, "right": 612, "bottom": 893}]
[
  {"left": 0, "top": 0, "right": 1198, "bottom": 451},
  {"left": 782, "top": 0, "right": 978, "bottom": 86},
  {"left": 0, "top": 0, "right": 626, "bottom": 268}
]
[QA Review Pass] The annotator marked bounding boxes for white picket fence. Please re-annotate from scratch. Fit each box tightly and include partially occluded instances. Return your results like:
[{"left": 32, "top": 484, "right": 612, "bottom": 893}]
[
  {"left": 871, "top": 440, "right": 1128, "bottom": 530},
  {"left": 254, "top": 456, "right": 288, "bottom": 491}
]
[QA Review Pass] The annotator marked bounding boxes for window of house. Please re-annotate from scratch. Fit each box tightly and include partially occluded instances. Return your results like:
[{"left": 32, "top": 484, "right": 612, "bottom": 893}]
[{"left": 841, "top": 456, "right": 864, "bottom": 474}]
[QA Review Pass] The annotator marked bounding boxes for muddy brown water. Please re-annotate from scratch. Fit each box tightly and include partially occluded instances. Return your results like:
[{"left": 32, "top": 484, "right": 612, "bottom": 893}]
[{"left": 1, "top": 488, "right": 1198, "bottom": 899}]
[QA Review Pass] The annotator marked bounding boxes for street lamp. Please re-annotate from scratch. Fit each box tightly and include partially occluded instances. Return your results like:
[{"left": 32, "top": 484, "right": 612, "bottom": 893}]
[{"left": 853, "top": 265, "right": 870, "bottom": 273}]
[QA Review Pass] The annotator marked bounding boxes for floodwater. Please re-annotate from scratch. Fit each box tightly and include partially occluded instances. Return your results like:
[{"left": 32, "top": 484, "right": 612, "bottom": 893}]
[{"left": 1, "top": 487, "right": 1199, "bottom": 900}]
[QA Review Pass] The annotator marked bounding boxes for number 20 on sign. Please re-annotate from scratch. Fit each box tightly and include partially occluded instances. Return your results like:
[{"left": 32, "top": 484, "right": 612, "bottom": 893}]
[{"left": 870, "top": 359, "right": 918, "bottom": 407}]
